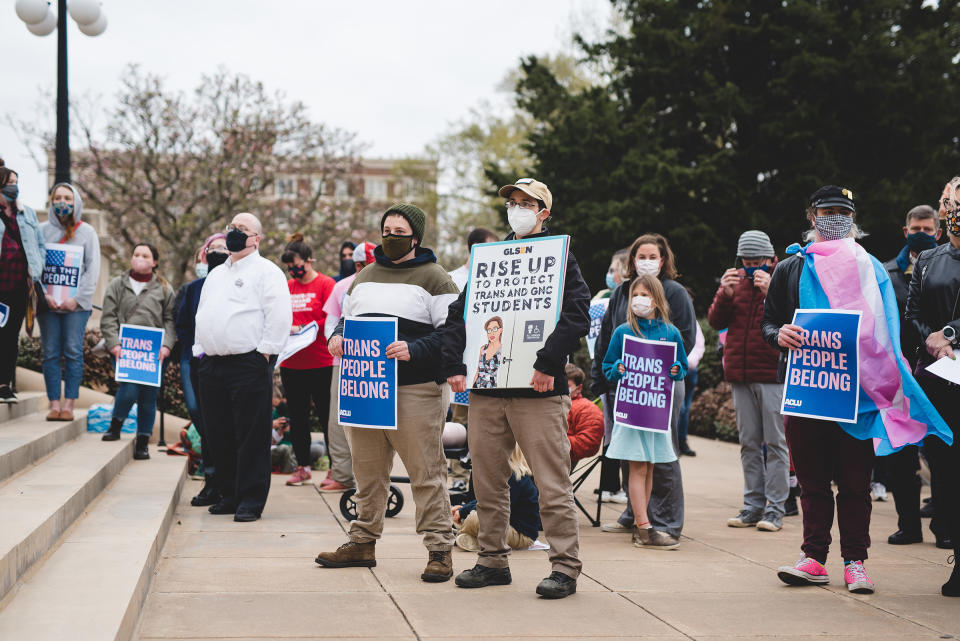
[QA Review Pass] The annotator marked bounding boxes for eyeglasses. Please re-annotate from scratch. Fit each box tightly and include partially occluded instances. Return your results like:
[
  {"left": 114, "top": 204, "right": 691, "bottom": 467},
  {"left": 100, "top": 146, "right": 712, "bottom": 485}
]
[
  {"left": 486, "top": 326, "right": 501, "bottom": 333},
  {"left": 225, "top": 224, "right": 259, "bottom": 235},
  {"left": 505, "top": 200, "right": 539, "bottom": 211}
]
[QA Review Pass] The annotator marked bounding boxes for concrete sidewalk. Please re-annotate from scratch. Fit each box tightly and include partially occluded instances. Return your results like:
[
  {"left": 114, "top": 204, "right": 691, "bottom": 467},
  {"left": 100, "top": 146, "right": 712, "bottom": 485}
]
[{"left": 134, "top": 436, "right": 960, "bottom": 640}]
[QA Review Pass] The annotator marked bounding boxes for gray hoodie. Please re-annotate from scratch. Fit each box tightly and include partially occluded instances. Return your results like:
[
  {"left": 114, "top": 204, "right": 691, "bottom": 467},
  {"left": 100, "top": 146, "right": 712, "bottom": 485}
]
[{"left": 40, "top": 183, "right": 101, "bottom": 311}]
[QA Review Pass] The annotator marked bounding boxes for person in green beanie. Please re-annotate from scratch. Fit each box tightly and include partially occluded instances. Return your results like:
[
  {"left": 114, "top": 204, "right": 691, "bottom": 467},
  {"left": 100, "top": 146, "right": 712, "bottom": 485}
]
[{"left": 315, "top": 203, "right": 460, "bottom": 583}]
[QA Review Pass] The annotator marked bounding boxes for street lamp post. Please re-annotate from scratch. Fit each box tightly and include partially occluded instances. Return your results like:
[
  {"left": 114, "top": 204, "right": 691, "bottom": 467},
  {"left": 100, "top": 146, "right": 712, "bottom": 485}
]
[{"left": 15, "top": 0, "right": 107, "bottom": 185}]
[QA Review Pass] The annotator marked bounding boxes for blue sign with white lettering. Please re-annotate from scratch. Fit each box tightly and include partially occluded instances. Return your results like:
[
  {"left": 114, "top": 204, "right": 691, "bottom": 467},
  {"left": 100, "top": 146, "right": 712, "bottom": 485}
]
[
  {"left": 781, "top": 309, "right": 861, "bottom": 423},
  {"left": 338, "top": 317, "right": 398, "bottom": 429},
  {"left": 115, "top": 324, "right": 164, "bottom": 387}
]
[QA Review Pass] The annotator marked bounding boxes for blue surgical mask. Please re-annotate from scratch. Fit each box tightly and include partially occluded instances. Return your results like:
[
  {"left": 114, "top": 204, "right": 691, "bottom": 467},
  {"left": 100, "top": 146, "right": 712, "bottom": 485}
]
[
  {"left": 743, "top": 264, "right": 771, "bottom": 278},
  {"left": 1, "top": 184, "right": 18, "bottom": 202},
  {"left": 905, "top": 232, "right": 938, "bottom": 253},
  {"left": 195, "top": 263, "right": 209, "bottom": 279},
  {"left": 605, "top": 273, "right": 616, "bottom": 289}
]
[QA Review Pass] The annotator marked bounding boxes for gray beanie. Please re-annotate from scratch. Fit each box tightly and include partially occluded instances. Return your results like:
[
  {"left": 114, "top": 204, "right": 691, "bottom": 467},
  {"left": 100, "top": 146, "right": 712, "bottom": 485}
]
[{"left": 737, "top": 230, "right": 775, "bottom": 258}]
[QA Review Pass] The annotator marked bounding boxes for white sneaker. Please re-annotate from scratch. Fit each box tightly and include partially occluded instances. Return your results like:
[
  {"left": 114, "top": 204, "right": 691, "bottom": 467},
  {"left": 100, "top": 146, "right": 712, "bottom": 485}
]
[
  {"left": 600, "top": 522, "right": 632, "bottom": 533},
  {"left": 871, "top": 482, "right": 888, "bottom": 502},
  {"left": 602, "top": 490, "right": 629, "bottom": 504}
]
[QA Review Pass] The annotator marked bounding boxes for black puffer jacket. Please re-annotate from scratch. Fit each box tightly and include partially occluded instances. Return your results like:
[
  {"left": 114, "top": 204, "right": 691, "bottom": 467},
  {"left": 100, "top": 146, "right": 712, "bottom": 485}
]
[
  {"left": 905, "top": 242, "right": 960, "bottom": 367},
  {"left": 590, "top": 277, "right": 697, "bottom": 396},
  {"left": 759, "top": 254, "right": 804, "bottom": 382}
]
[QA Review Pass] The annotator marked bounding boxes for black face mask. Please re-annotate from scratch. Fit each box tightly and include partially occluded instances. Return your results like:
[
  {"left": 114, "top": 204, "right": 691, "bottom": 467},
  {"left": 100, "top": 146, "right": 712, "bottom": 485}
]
[
  {"left": 287, "top": 264, "right": 307, "bottom": 279},
  {"left": 206, "top": 250, "right": 229, "bottom": 271},
  {"left": 381, "top": 234, "right": 415, "bottom": 261},
  {"left": 226, "top": 229, "right": 250, "bottom": 252}
]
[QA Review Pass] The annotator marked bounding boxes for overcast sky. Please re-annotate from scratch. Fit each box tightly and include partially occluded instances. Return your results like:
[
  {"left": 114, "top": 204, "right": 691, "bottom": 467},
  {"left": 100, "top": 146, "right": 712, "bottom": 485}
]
[{"left": 1, "top": 0, "right": 613, "bottom": 209}]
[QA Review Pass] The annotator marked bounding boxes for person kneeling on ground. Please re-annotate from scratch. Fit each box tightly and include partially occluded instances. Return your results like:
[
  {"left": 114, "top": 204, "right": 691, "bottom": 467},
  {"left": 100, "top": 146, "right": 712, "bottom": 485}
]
[{"left": 454, "top": 445, "right": 541, "bottom": 552}]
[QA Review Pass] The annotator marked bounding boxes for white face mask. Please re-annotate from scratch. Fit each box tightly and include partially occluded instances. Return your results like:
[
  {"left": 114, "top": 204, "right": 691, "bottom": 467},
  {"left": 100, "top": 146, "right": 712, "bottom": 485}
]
[
  {"left": 507, "top": 205, "right": 540, "bottom": 236},
  {"left": 195, "top": 262, "right": 208, "bottom": 279},
  {"left": 634, "top": 258, "right": 660, "bottom": 276},
  {"left": 631, "top": 295, "right": 653, "bottom": 317}
]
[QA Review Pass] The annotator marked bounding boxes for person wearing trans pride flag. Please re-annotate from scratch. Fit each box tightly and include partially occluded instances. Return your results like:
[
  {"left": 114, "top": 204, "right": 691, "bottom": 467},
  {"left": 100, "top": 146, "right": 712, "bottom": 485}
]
[{"left": 761, "top": 185, "right": 951, "bottom": 595}]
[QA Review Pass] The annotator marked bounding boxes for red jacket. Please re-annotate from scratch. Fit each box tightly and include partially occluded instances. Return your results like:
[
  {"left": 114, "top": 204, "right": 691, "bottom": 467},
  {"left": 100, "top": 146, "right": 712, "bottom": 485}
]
[
  {"left": 567, "top": 396, "right": 603, "bottom": 466},
  {"left": 707, "top": 264, "right": 781, "bottom": 383}
]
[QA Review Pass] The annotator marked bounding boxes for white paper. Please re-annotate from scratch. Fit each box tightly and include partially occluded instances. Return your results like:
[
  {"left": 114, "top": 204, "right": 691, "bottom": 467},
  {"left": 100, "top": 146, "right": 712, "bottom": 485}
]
[
  {"left": 925, "top": 350, "right": 960, "bottom": 385},
  {"left": 276, "top": 321, "right": 319, "bottom": 365}
]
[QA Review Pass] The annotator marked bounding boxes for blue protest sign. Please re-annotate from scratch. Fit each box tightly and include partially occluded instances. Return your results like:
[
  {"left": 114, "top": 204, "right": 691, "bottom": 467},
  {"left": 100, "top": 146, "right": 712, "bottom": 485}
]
[
  {"left": 115, "top": 324, "right": 164, "bottom": 387},
  {"left": 338, "top": 317, "right": 398, "bottom": 429},
  {"left": 781, "top": 309, "right": 861, "bottom": 423},
  {"left": 0, "top": 302, "right": 9, "bottom": 328}
]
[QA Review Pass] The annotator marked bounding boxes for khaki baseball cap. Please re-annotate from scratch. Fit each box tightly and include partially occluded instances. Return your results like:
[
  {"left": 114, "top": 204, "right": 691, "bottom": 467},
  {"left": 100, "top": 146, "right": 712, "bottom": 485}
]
[{"left": 498, "top": 178, "right": 552, "bottom": 211}]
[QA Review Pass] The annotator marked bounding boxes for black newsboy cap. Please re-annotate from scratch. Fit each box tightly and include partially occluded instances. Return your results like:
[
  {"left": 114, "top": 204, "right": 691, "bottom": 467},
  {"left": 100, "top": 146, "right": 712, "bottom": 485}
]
[{"left": 809, "top": 185, "right": 855, "bottom": 212}]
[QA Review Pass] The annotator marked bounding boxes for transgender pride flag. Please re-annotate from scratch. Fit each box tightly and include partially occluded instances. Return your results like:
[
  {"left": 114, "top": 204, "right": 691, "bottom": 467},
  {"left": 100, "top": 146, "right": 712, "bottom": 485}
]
[
  {"left": 786, "top": 238, "right": 952, "bottom": 454},
  {"left": 42, "top": 243, "right": 84, "bottom": 305}
]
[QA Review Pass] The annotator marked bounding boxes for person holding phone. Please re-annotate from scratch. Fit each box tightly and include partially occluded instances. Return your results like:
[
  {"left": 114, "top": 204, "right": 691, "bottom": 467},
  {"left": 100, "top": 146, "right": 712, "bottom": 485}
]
[{"left": 708, "top": 230, "right": 787, "bottom": 533}]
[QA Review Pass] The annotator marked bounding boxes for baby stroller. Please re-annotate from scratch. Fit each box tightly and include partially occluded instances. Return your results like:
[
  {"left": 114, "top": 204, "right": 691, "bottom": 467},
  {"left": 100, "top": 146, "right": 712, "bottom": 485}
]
[{"left": 339, "top": 429, "right": 473, "bottom": 520}]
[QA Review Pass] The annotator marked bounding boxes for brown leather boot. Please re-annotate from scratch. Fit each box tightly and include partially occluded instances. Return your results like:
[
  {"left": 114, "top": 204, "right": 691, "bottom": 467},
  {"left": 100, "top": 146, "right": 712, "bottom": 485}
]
[
  {"left": 421, "top": 549, "right": 453, "bottom": 582},
  {"left": 314, "top": 541, "right": 376, "bottom": 568}
]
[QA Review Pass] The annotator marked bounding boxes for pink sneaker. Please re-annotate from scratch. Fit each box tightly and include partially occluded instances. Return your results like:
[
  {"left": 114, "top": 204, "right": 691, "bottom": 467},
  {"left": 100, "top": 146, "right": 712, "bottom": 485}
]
[
  {"left": 286, "top": 466, "right": 312, "bottom": 486},
  {"left": 843, "top": 561, "right": 875, "bottom": 594},
  {"left": 777, "top": 554, "right": 830, "bottom": 586}
]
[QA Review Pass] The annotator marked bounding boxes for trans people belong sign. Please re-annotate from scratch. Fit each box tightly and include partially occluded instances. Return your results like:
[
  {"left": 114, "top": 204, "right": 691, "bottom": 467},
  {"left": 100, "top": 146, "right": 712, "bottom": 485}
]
[
  {"left": 613, "top": 336, "right": 676, "bottom": 433},
  {"left": 115, "top": 324, "right": 164, "bottom": 387},
  {"left": 338, "top": 317, "right": 398, "bottom": 430},
  {"left": 781, "top": 309, "right": 861, "bottom": 423}
]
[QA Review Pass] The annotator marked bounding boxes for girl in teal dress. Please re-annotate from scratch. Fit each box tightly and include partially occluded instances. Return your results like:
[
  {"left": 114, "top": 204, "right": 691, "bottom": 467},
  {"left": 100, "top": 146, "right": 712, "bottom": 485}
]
[{"left": 602, "top": 274, "right": 687, "bottom": 547}]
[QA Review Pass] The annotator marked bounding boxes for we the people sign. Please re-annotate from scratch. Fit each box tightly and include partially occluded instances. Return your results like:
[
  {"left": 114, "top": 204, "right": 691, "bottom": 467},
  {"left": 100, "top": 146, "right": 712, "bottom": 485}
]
[
  {"left": 462, "top": 235, "right": 568, "bottom": 389},
  {"left": 780, "top": 309, "right": 861, "bottom": 423},
  {"left": 613, "top": 336, "right": 676, "bottom": 433},
  {"left": 338, "top": 317, "right": 398, "bottom": 429}
]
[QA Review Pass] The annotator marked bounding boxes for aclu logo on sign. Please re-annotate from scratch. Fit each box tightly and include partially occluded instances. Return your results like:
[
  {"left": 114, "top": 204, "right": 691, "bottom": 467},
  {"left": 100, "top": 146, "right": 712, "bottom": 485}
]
[
  {"left": 523, "top": 320, "right": 545, "bottom": 343},
  {"left": 783, "top": 398, "right": 802, "bottom": 408}
]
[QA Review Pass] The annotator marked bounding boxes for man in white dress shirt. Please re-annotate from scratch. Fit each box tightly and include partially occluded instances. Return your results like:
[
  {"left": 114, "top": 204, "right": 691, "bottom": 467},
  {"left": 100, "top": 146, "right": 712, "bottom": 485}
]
[{"left": 194, "top": 213, "right": 292, "bottom": 522}]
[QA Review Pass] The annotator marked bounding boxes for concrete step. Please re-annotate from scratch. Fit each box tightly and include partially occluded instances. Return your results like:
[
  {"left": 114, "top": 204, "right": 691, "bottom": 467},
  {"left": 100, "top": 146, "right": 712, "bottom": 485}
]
[
  {"left": 0, "top": 453, "right": 185, "bottom": 641},
  {"left": 0, "top": 432, "right": 131, "bottom": 600},
  {"left": 0, "top": 391, "right": 45, "bottom": 424},
  {"left": 0, "top": 410, "right": 87, "bottom": 483}
]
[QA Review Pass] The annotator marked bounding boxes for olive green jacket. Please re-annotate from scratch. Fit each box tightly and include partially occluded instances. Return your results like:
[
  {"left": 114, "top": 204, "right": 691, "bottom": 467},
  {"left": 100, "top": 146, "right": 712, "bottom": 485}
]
[{"left": 100, "top": 274, "right": 176, "bottom": 351}]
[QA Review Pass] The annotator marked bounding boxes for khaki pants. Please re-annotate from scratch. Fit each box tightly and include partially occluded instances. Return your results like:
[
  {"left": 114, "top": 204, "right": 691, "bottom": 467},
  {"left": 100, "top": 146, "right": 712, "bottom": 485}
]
[
  {"left": 326, "top": 365, "right": 355, "bottom": 486},
  {"left": 468, "top": 394, "right": 581, "bottom": 578},
  {"left": 344, "top": 382, "right": 453, "bottom": 551},
  {"left": 460, "top": 510, "right": 532, "bottom": 549}
]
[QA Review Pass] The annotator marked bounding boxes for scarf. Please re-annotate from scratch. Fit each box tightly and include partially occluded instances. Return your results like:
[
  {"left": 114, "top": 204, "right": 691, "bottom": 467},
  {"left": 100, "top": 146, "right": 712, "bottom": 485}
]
[{"left": 786, "top": 238, "right": 952, "bottom": 455}]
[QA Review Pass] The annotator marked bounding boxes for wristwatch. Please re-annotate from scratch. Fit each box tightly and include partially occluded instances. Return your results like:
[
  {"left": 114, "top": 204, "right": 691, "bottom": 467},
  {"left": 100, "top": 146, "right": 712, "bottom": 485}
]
[{"left": 943, "top": 325, "right": 958, "bottom": 345}]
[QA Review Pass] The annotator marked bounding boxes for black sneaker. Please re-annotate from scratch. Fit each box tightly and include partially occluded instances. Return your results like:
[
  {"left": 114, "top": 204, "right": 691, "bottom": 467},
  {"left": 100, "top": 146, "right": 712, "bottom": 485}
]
[
  {"left": 0, "top": 385, "right": 17, "bottom": 404},
  {"left": 920, "top": 501, "right": 934, "bottom": 519},
  {"left": 727, "top": 509, "right": 762, "bottom": 528},
  {"left": 887, "top": 529, "right": 922, "bottom": 545},
  {"left": 455, "top": 564, "right": 512, "bottom": 588},
  {"left": 679, "top": 442, "right": 696, "bottom": 457},
  {"left": 784, "top": 496, "right": 799, "bottom": 517},
  {"left": 536, "top": 571, "right": 577, "bottom": 599}
]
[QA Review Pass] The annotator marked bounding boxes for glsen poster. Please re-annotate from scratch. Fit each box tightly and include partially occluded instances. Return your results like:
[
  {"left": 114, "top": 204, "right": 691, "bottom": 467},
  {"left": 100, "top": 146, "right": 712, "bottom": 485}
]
[
  {"left": 613, "top": 336, "right": 676, "bottom": 433},
  {"left": 781, "top": 309, "right": 861, "bottom": 423},
  {"left": 338, "top": 317, "right": 398, "bottom": 429},
  {"left": 115, "top": 324, "right": 164, "bottom": 387},
  {"left": 586, "top": 298, "right": 609, "bottom": 359},
  {"left": 42, "top": 243, "right": 84, "bottom": 304},
  {"left": 463, "top": 236, "right": 568, "bottom": 389}
]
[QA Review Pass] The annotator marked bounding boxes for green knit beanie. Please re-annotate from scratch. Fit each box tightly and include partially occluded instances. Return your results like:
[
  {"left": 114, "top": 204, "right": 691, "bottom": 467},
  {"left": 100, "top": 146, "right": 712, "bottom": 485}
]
[{"left": 381, "top": 203, "right": 426, "bottom": 242}]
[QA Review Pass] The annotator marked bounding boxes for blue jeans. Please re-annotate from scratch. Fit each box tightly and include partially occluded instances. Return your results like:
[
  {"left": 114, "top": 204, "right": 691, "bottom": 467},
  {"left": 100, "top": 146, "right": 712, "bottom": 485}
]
[
  {"left": 39, "top": 310, "right": 92, "bottom": 400},
  {"left": 677, "top": 366, "right": 698, "bottom": 445},
  {"left": 179, "top": 355, "right": 203, "bottom": 432}
]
